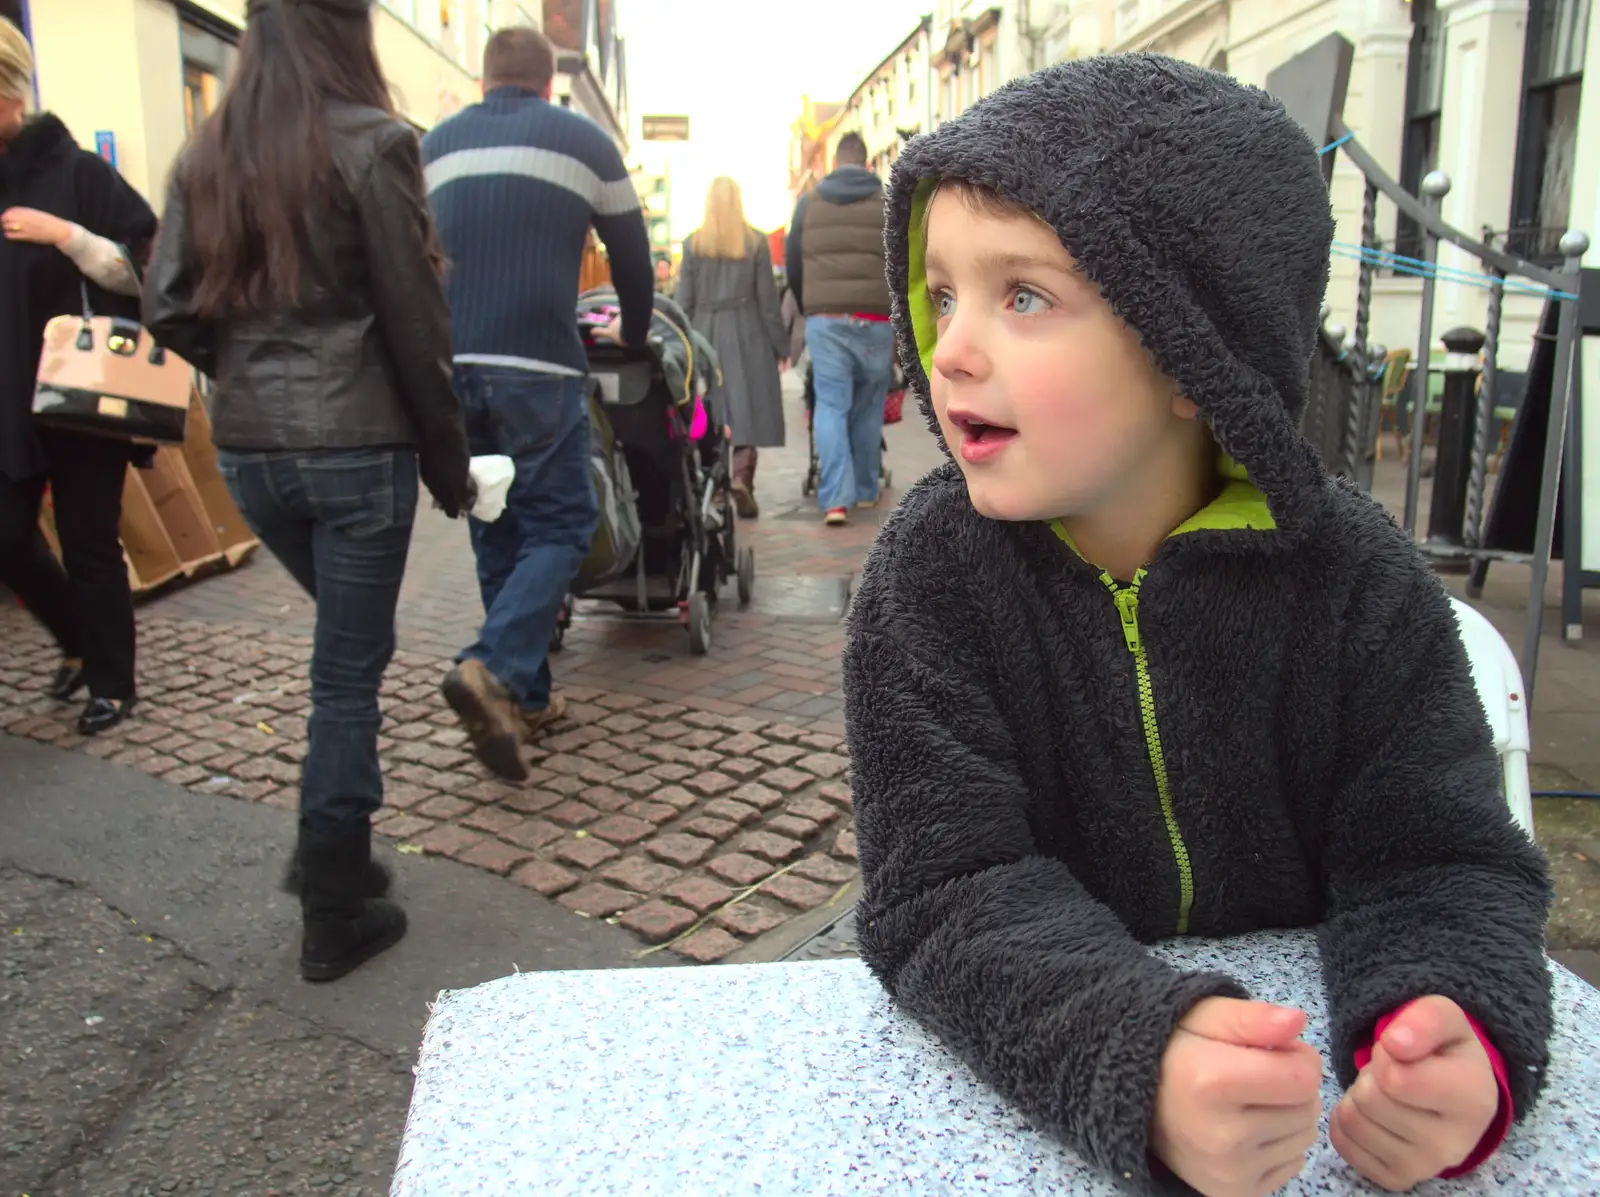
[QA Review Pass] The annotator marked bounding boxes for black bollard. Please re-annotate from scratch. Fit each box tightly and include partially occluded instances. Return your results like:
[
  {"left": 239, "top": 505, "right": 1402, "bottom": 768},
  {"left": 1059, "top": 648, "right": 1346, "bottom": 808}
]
[{"left": 1425, "top": 326, "right": 1485, "bottom": 549}]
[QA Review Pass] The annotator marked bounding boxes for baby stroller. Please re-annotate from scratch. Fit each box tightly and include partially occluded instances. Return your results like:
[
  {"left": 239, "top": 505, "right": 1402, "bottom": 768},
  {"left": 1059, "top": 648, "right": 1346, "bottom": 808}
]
[
  {"left": 550, "top": 289, "right": 752, "bottom": 656},
  {"left": 800, "top": 358, "right": 900, "bottom": 500}
]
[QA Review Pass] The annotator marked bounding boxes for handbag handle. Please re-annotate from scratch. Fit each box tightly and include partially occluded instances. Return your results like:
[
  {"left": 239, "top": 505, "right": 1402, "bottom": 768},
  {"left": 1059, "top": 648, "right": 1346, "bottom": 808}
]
[{"left": 75, "top": 274, "right": 165, "bottom": 364}]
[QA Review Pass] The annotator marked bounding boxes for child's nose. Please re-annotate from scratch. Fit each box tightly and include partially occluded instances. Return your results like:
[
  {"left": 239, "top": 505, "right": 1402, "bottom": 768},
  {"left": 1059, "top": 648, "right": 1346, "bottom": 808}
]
[{"left": 931, "top": 315, "right": 989, "bottom": 383}]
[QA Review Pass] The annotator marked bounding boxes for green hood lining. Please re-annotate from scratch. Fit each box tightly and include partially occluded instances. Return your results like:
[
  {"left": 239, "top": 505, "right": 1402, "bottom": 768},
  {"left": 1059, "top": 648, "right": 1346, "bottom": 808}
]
[
  {"left": 906, "top": 177, "right": 940, "bottom": 383},
  {"left": 1048, "top": 456, "right": 1276, "bottom": 562}
]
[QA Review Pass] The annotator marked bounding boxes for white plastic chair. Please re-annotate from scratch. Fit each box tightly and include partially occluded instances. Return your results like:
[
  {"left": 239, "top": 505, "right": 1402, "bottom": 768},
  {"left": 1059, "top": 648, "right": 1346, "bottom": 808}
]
[{"left": 1449, "top": 597, "right": 1536, "bottom": 838}]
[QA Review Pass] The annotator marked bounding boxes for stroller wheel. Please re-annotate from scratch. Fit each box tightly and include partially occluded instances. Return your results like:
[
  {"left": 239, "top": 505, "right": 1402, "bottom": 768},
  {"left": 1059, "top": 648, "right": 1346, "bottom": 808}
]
[
  {"left": 736, "top": 546, "right": 754, "bottom": 606},
  {"left": 687, "top": 591, "right": 712, "bottom": 656}
]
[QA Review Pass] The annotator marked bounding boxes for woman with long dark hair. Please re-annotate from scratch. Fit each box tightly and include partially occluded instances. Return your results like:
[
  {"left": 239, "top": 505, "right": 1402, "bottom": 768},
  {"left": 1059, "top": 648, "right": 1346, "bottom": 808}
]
[
  {"left": 144, "top": 0, "right": 473, "bottom": 982},
  {"left": 0, "top": 18, "right": 158, "bottom": 736}
]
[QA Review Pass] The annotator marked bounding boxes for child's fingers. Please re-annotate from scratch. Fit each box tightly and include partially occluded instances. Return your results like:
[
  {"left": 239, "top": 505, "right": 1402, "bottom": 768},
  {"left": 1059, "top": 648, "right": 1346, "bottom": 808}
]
[
  {"left": 1181, "top": 996, "right": 1308, "bottom": 1050},
  {"left": 1199, "top": 1039, "right": 1323, "bottom": 1108},
  {"left": 1345, "top": 1067, "right": 1434, "bottom": 1145},
  {"left": 1330, "top": 1103, "right": 1418, "bottom": 1193},
  {"left": 1248, "top": 1096, "right": 1323, "bottom": 1150},
  {"left": 1379, "top": 995, "right": 1475, "bottom": 1063}
]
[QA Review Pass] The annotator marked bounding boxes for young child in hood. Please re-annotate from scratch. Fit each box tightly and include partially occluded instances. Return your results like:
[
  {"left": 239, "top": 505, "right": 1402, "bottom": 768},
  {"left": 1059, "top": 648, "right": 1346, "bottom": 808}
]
[{"left": 844, "top": 54, "right": 1553, "bottom": 1197}]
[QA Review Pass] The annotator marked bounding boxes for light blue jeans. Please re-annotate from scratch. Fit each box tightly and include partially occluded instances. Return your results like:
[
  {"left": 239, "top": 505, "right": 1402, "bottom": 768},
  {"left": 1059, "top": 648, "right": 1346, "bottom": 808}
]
[{"left": 805, "top": 315, "right": 894, "bottom": 511}]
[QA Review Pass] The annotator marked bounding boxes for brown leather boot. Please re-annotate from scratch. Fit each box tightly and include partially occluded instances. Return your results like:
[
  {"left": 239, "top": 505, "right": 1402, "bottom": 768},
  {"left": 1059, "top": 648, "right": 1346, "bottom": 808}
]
[
  {"left": 519, "top": 692, "right": 568, "bottom": 742},
  {"left": 441, "top": 658, "right": 530, "bottom": 782}
]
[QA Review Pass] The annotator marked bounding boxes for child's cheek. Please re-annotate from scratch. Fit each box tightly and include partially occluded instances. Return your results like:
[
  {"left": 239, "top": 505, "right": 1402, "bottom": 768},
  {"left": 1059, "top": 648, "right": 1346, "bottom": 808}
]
[{"left": 1010, "top": 359, "right": 1087, "bottom": 432}]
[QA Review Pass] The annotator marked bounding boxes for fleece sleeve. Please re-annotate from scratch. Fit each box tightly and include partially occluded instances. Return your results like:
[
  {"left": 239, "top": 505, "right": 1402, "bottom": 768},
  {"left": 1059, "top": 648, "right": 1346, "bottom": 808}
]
[
  {"left": 1318, "top": 566, "right": 1553, "bottom": 1116},
  {"left": 844, "top": 533, "right": 1250, "bottom": 1185}
]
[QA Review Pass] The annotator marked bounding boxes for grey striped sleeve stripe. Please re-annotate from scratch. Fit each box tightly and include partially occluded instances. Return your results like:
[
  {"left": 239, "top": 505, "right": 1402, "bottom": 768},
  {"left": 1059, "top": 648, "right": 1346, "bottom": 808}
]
[{"left": 423, "top": 144, "right": 640, "bottom": 215}]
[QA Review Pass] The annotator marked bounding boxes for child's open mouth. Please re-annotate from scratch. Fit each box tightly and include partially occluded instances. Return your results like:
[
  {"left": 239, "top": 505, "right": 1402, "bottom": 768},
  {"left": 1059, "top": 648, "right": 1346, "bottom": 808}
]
[{"left": 950, "top": 415, "right": 1018, "bottom": 464}]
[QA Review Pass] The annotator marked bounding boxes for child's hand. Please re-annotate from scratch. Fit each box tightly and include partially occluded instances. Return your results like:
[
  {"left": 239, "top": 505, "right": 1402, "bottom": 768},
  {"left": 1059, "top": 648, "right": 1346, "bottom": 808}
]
[
  {"left": 1330, "top": 995, "right": 1500, "bottom": 1191},
  {"left": 1151, "top": 997, "right": 1324, "bottom": 1197}
]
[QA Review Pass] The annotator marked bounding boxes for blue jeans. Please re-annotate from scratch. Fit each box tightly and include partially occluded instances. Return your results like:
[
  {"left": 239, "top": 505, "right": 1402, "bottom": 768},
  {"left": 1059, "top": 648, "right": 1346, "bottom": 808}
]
[
  {"left": 806, "top": 315, "right": 894, "bottom": 510},
  {"left": 217, "top": 449, "right": 417, "bottom": 836},
  {"left": 455, "top": 366, "right": 597, "bottom": 711}
]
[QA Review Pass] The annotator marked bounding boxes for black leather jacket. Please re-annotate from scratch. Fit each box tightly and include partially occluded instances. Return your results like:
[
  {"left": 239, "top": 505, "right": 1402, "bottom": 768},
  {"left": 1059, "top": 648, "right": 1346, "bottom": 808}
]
[{"left": 143, "top": 105, "right": 471, "bottom": 514}]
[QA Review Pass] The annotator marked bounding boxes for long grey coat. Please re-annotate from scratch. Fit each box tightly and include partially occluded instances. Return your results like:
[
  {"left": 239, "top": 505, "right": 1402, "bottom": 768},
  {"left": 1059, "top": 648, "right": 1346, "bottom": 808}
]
[{"left": 675, "top": 229, "right": 787, "bottom": 448}]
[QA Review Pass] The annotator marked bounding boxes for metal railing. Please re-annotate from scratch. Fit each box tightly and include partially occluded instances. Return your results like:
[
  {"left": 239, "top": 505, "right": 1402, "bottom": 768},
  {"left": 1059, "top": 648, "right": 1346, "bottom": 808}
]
[
  {"left": 1484, "top": 224, "right": 1574, "bottom": 266},
  {"left": 1312, "top": 118, "right": 1588, "bottom": 698}
]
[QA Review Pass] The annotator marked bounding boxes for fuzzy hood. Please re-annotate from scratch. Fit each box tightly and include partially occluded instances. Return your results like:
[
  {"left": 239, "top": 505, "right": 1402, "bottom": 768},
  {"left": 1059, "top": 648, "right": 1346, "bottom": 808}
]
[{"left": 884, "top": 54, "right": 1336, "bottom": 536}]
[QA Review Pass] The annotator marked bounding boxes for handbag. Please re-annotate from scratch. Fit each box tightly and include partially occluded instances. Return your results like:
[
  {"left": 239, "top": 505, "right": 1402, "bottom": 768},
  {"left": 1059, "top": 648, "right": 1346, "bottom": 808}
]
[{"left": 32, "top": 283, "right": 194, "bottom": 445}]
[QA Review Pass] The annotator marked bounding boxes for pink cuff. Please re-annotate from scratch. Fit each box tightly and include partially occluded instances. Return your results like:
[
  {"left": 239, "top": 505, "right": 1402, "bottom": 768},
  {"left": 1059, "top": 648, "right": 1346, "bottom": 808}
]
[{"left": 1353, "top": 1001, "right": 1514, "bottom": 1179}]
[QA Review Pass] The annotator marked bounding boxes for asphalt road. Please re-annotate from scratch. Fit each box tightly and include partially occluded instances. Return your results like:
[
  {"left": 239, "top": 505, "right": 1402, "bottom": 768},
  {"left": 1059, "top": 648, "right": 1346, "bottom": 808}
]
[{"left": 1, "top": 734, "right": 664, "bottom": 1197}]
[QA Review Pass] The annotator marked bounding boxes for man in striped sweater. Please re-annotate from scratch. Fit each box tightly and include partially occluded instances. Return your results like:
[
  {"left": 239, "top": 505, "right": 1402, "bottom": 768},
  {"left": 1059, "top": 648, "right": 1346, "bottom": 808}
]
[{"left": 422, "top": 26, "right": 652, "bottom": 782}]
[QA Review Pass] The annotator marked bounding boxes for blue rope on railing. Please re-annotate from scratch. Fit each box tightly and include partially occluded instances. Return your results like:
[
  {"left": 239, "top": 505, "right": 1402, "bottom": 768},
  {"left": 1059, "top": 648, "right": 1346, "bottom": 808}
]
[
  {"left": 1317, "top": 131, "right": 1578, "bottom": 298},
  {"left": 1331, "top": 241, "right": 1579, "bottom": 301}
]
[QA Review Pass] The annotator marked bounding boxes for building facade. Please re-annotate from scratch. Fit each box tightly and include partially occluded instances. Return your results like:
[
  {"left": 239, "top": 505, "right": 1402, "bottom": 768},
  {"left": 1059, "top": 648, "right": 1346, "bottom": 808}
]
[
  {"left": 787, "top": 96, "right": 846, "bottom": 201},
  {"left": 1095, "top": 0, "right": 1595, "bottom": 367},
  {"left": 16, "top": 0, "right": 627, "bottom": 217},
  {"left": 836, "top": 0, "right": 1594, "bottom": 368},
  {"left": 832, "top": 3, "right": 1080, "bottom": 181},
  {"left": 834, "top": 17, "right": 935, "bottom": 181}
]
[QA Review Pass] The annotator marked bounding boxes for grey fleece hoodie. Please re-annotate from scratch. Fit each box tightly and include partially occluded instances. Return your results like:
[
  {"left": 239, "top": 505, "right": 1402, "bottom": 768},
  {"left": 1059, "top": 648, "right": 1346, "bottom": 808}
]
[{"left": 844, "top": 54, "right": 1553, "bottom": 1191}]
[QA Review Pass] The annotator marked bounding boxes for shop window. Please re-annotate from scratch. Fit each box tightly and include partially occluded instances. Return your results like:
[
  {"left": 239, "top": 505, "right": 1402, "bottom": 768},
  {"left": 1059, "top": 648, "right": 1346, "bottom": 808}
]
[
  {"left": 1394, "top": 0, "right": 1445, "bottom": 260},
  {"left": 183, "top": 64, "right": 220, "bottom": 134},
  {"left": 179, "top": 19, "right": 236, "bottom": 134},
  {"left": 1507, "top": 0, "right": 1589, "bottom": 263}
]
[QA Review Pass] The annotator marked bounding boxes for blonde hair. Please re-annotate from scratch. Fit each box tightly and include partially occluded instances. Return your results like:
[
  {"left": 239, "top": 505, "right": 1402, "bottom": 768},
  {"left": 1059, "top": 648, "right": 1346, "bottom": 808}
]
[
  {"left": 692, "top": 176, "right": 752, "bottom": 260},
  {"left": 0, "top": 18, "right": 33, "bottom": 105}
]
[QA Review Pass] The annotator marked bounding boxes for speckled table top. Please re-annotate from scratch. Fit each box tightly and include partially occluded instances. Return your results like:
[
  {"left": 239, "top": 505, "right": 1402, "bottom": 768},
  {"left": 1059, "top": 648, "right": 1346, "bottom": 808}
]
[{"left": 392, "top": 931, "right": 1600, "bottom": 1195}]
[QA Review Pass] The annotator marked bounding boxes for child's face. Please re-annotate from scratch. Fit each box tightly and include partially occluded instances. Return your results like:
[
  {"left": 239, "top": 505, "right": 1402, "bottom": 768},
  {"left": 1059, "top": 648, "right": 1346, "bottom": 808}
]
[{"left": 923, "top": 190, "right": 1201, "bottom": 523}]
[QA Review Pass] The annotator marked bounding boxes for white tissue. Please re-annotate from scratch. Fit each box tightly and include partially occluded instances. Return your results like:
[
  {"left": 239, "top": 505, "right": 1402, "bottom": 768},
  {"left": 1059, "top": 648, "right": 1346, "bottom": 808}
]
[{"left": 468, "top": 455, "right": 515, "bottom": 522}]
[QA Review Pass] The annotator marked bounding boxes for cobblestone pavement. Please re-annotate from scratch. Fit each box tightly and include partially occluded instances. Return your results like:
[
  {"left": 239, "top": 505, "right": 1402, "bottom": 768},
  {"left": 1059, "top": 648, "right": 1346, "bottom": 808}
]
[
  {"left": 5, "top": 379, "right": 1599, "bottom": 969},
  {"left": 1, "top": 378, "right": 943, "bottom": 965}
]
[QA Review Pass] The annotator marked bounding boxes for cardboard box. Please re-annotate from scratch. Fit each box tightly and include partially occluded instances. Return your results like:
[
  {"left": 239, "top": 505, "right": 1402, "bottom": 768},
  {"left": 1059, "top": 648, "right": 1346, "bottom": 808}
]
[{"left": 34, "top": 386, "right": 259, "bottom": 597}]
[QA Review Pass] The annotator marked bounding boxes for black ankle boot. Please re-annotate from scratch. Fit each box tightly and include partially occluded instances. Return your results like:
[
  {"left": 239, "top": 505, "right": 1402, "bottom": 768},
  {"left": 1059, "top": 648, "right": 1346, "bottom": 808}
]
[
  {"left": 297, "top": 821, "right": 407, "bottom": 982},
  {"left": 281, "top": 847, "right": 392, "bottom": 899}
]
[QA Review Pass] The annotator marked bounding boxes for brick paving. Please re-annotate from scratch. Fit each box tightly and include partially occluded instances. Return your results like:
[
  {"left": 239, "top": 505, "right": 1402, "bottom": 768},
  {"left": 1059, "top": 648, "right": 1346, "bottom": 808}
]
[
  {"left": 5, "top": 377, "right": 1598, "bottom": 965},
  {"left": 0, "top": 376, "right": 943, "bottom": 964}
]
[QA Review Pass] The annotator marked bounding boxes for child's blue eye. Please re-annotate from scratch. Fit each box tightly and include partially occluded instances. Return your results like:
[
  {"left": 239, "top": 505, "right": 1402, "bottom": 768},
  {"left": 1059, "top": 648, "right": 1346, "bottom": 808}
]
[
  {"left": 1011, "top": 288, "right": 1049, "bottom": 315},
  {"left": 934, "top": 292, "right": 955, "bottom": 318}
]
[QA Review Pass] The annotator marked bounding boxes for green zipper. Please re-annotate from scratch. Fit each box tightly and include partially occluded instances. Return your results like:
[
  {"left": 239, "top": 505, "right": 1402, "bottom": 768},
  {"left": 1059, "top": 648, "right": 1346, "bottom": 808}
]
[{"left": 1099, "top": 568, "right": 1195, "bottom": 935}]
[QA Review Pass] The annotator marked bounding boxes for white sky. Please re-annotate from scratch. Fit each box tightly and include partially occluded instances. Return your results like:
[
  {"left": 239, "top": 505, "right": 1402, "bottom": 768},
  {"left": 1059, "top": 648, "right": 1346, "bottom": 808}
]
[{"left": 619, "top": 0, "right": 926, "bottom": 239}]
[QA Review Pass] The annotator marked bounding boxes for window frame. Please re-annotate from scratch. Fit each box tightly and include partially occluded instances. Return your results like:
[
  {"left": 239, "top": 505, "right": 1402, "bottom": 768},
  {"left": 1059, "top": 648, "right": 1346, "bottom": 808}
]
[
  {"left": 1394, "top": 0, "right": 1446, "bottom": 262},
  {"left": 1505, "top": 0, "right": 1589, "bottom": 263}
]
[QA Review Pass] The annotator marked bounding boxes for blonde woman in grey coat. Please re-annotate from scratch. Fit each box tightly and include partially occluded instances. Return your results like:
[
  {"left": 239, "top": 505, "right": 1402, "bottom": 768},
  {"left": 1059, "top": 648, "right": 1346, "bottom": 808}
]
[{"left": 676, "top": 176, "right": 788, "bottom": 518}]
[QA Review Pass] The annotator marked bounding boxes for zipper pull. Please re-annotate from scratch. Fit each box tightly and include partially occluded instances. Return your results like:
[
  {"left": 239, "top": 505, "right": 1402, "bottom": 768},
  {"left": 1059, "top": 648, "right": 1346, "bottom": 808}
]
[{"left": 1113, "top": 588, "right": 1140, "bottom": 654}]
